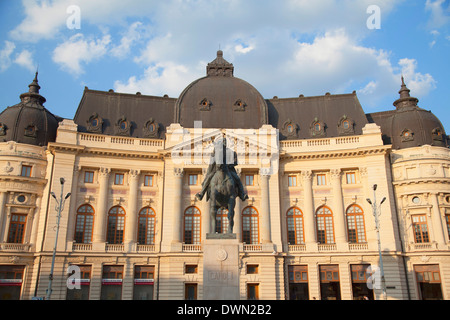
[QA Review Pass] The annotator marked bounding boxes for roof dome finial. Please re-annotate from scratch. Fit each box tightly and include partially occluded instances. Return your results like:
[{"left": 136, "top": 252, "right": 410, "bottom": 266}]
[
  {"left": 393, "top": 76, "right": 418, "bottom": 110},
  {"left": 206, "top": 50, "right": 234, "bottom": 77}
]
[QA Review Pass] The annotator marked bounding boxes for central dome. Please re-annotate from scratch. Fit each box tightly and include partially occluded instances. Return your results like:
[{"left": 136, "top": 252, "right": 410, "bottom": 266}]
[{"left": 175, "top": 51, "right": 268, "bottom": 129}]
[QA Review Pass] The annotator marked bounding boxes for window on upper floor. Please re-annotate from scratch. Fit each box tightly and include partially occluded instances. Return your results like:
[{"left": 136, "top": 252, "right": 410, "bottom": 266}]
[
  {"left": 288, "top": 175, "right": 297, "bottom": 187},
  {"left": 316, "top": 174, "right": 326, "bottom": 186},
  {"left": 114, "top": 173, "right": 124, "bottom": 185},
  {"left": 412, "top": 215, "right": 429, "bottom": 243},
  {"left": 346, "top": 172, "right": 356, "bottom": 184},
  {"left": 84, "top": 171, "right": 94, "bottom": 183},
  {"left": 21, "top": 165, "right": 32, "bottom": 177}
]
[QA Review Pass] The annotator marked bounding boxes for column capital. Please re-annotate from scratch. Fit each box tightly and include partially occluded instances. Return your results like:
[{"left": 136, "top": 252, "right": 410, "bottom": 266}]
[
  {"left": 129, "top": 169, "right": 141, "bottom": 180},
  {"left": 330, "top": 169, "right": 342, "bottom": 179},
  {"left": 99, "top": 167, "right": 110, "bottom": 177},
  {"left": 173, "top": 167, "right": 184, "bottom": 177},
  {"left": 301, "top": 170, "right": 312, "bottom": 180}
]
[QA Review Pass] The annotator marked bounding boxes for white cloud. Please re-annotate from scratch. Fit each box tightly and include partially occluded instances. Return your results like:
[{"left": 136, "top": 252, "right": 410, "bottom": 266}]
[
  {"left": 52, "top": 33, "right": 111, "bottom": 75},
  {"left": 398, "top": 58, "right": 436, "bottom": 97},
  {"left": 425, "top": 0, "right": 450, "bottom": 29},
  {"left": 111, "top": 21, "right": 146, "bottom": 59},
  {"left": 0, "top": 41, "right": 16, "bottom": 72},
  {"left": 14, "top": 50, "right": 35, "bottom": 72},
  {"left": 114, "top": 61, "right": 193, "bottom": 97}
]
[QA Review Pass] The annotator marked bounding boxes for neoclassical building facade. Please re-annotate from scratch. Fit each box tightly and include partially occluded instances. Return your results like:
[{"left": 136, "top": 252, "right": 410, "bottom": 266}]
[{"left": 0, "top": 51, "right": 448, "bottom": 300}]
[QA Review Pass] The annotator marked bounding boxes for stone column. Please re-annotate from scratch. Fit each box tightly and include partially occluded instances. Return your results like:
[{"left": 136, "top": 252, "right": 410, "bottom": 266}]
[
  {"left": 330, "top": 169, "right": 347, "bottom": 248},
  {"left": 92, "top": 167, "right": 110, "bottom": 245},
  {"left": 234, "top": 168, "right": 242, "bottom": 241},
  {"left": 0, "top": 192, "right": 8, "bottom": 242},
  {"left": 430, "top": 192, "right": 445, "bottom": 247},
  {"left": 172, "top": 168, "right": 184, "bottom": 245},
  {"left": 301, "top": 170, "right": 315, "bottom": 244},
  {"left": 125, "top": 169, "right": 140, "bottom": 251},
  {"left": 66, "top": 166, "right": 81, "bottom": 243},
  {"left": 201, "top": 167, "right": 210, "bottom": 240},
  {"left": 259, "top": 168, "right": 271, "bottom": 243}
]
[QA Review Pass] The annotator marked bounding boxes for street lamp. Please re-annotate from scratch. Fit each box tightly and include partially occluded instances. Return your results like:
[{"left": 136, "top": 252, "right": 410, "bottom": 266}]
[
  {"left": 46, "top": 177, "right": 71, "bottom": 300},
  {"left": 366, "top": 184, "right": 387, "bottom": 300}
]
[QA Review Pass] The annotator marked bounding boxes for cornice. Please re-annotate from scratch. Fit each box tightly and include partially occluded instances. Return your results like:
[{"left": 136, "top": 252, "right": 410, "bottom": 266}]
[{"left": 280, "top": 145, "right": 390, "bottom": 160}]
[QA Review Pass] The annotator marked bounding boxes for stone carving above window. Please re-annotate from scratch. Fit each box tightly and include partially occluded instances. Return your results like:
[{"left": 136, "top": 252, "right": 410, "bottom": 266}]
[
  {"left": 234, "top": 99, "right": 247, "bottom": 112},
  {"left": 86, "top": 113, "right": 103, "bottom": 133},
  {"left": 282, "top": 118, "right": 299, "bottom": 139},
  {"left": 143, "top": 117, "right": 160, "bottom": 138},
  {"left": 115, "top": 115, "right": 131, "bottom": 136},
  {"left": 24, "top": 123, "right": 37, "bottom": 138},
  {"left": 400, "top": 128, "right": 414, "bottom": 142},
  {"left": 310, "top": 117, "right": 326, "bottom": 137},
  {"left": 199, "top": 98, "right": 212, "bottom": 111},
  {"left": 432, "top": 127, "right": 444, "bottom": 141},
  {"left": 337, "top": 115, "right": 355, "bottom": 136}
]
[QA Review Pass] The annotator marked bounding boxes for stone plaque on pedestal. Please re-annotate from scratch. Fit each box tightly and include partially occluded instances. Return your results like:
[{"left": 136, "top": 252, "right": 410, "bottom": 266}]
[{"left": 203, "top": 233, "right": 240, "bottom": 300}]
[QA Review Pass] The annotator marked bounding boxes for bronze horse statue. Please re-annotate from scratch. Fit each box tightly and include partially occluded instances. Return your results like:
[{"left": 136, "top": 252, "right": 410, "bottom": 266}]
[{"left": 195, "top": 138, "right": 248, "bottom": 234}]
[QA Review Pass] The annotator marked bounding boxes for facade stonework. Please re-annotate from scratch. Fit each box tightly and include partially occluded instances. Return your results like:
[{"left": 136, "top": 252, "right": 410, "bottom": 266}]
[{"left": 0, "top": 52, "right": 448, "bottom": 300}]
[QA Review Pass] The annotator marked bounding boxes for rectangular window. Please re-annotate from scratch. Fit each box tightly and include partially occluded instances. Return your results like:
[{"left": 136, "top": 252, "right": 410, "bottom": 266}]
[
  {"left": 445, "top": 215, "right": 450, "bottom": 240},
  {"left": 0, "top": 265, "right": 25, "bottom": 300},
  {"left": 66, "top": 265, "right": 91, "bottom": 300},
  {"left": 412, "top": 215, "right": 429, "bottom": 243},
  {"left": 101, "top": 265, "right": 123, "bottom": 300},
  {"left": 114, "top": 173, "right": 124, "bottom": 185},
  {"left": 84, "top": 171, "right": 94, "bottom": 183},
  {"left": 319, "top": 265, "right": 341, "bottom": 300},
  {"left": 346, "top": 172, "right": 356, "bottom": 184},
  {"left": 144, "top": 175, "right": 153, "bottom": 187},
  {"left": 185, "top": 265, "right": 198, "bottom": 274},
  {"left": 414, "top": 265, "right": 443, "bottom": 300},
  {"left": 7, "top": 214, "right": 27, "bottom": 244},
  {"left": 185, "top": 283, "right": 198, "bottom": 300},
  {"left": 288, "top": 175, "right": 297, "bottom": 187},
  {"left": 288, "top": 265, "right": 309, "bottom": 300},
  {"left": 317, "top": 174, "right": 326, "bottom": 186},
  {"left": 20, "top": 165, "right": 32, "bottom": 177},
  {"left": 189, "top": 174, "right": 198, "bottom": 185},
  {"left": 247, "top": 265, "right": 259, "bottom": 274},
  {"left": 350, "top": 265, "right": 374, "bottom": 300},
  {"left": 247, "top": 283, "right": 259, "bottom": 300},
  {"left": 245, "top": 174, "right": 254, "bottom": 186},
  {"left": 133, "top": 265, "right": 154, "bottom": 300}
]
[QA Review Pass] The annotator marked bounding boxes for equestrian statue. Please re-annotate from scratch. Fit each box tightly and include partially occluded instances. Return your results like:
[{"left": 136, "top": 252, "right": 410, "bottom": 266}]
[{"left": 195, "top": 137, "right": 248, "bottom": 234}]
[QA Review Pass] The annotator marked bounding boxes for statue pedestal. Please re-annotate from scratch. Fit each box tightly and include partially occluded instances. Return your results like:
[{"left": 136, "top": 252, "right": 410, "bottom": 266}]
[{"left": 203, "top": 233, "right": 240, "bottom": 300}]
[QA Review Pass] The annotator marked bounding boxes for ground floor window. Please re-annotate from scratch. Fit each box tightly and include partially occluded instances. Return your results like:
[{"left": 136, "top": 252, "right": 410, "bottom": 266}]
[
  {"left": 247, "top": 283, "right": 259, "bottom": 300},
  {"left": 0, "top": 265, "right": 24, "bottom": 300},
  {"left": 133, "top": 265, "right": 154, "bottom": 300},
  {"left": 185, "top": 283, "right": 197, "bottom": 300},
  {"left": 319, "top": 265, "right": 340, "bottom": 300},
  {"left": 101, "top": 265, "right": 123, "bottom": 300},
  {"left": 66, "top": 265, "right": 91, "bottom": 300},
  {"left": 414, "top": 265, "right": 443, "bottom": 300},
  {"left": 288, "top": 265, "right": 309, "bottom": 300},
  {"left": 350, "top": 264, "right": 374, "bottom": 300}
]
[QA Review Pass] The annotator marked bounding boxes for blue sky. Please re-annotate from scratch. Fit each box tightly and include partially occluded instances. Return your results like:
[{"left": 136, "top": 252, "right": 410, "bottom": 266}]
[{"left": 0, "top": 0, "right": 449, "bottom": 130}]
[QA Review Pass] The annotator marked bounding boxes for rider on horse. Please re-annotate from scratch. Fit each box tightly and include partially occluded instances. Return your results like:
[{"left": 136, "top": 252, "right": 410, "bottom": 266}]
[{"left": 195, "top": 138, "right": 249, "bottom": 202}]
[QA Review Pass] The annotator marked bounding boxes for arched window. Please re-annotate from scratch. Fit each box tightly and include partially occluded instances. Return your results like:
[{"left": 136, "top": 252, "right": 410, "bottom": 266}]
[
  {"left": 75, "top": 204, "right": 94, "bottom": 243},
  {"left": 138, "top": 207, "right": 156, "bottom": 245},
  {"left": 242, "top": 206, "right": 259, "bottom": 244},
  {"left": 346, "top": 205, "right": 366, "bottom": 243},
  {"left": 216, "top": 208, "right": 229, "bottom": 234},
  {"left": 287, "top": 207, "right": 304, "bottom": 245},
  {"left": 184, "top": 206, "right": 201, "bottom": 244},
  {"left": 316, "top": 206, "right": 334, "bottom": 244},
  {"left": 107, "top": 206, "right": 126, "bottom": 244}
]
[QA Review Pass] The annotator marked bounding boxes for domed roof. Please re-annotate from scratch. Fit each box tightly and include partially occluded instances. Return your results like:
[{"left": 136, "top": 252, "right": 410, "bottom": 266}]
[
  {"left": 175, "top": 51, "right": 268, "bottom": 129},
  {"left": 0, "top": 73, "right": 60, "bottom": 146},
  {"left": 389, "top": 77, "right": 448, "bottom": 149}
]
